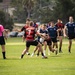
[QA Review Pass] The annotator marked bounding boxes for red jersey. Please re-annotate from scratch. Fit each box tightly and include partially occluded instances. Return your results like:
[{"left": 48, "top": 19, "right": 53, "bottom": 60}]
[
  {"left": 21, "top": 25, "right": 29, "bottom": 31},
  {"left": 56, "top": 23, "right": 64, "bottom": 29},
  {"left": 25, "top": 26, "right": 36, "bottom": 41}
]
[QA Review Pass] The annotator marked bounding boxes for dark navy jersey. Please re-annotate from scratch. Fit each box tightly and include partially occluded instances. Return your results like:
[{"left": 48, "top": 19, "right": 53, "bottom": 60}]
[
  {"left": 39, "top": 29, "right": 48, "bottom": 34},
  {"left": 47, "top": 26, "right": 57, "bottom": 38},
  {"left": 37, "top": 28, "right": 48, "bottom": 41},
  {"left": 65, "top": 22, "right": 75, "bottom": 34},
  {"left": 33, "top": 24, "right": 38, "bottom": 28}
]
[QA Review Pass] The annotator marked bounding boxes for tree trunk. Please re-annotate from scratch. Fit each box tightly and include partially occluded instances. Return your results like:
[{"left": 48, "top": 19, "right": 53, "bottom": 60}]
[{"left": 27, "top": 9, "right": 31, "bottom": 18}]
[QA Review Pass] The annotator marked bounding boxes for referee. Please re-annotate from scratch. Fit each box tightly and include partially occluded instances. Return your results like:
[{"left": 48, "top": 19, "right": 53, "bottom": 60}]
[{"left": 0, "top": 24, "right": 7, "bottom": 59}]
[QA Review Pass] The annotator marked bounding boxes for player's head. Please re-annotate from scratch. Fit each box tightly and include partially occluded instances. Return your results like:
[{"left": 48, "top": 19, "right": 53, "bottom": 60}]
[
  {"left": 33, "top": 20, "right": 37, "bottom": 24},
  {"left": 30, "top": 21, "right": 34, "bottom": 26},
  {"left": 50, "top": 21, "right": 55, "bottom": 27},
  {"left": 26, "top": 21, "right": 30, "bottom": 26},
  {"left": 26, "top": 18, "right": 30, "bottom": 21},
  {"left": 69, "top": 16, "right": 73, "bottom": 23},
  {"left": 42, "top": 24, "right": 46, "bottom": 30},
  {"left": 57, "top": 18, "right": 62, "bottom": 23}
]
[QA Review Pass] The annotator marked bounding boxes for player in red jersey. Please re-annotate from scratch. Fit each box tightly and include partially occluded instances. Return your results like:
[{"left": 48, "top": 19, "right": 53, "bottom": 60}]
[
  {"left": 20, "top": 21, "right": 47, "bottom": 59},
  {"left": 55, "top": 19, "right": 64, "bottom": 53},
  {"left": 20, "top": 20, "right": 30, "bottom": 55}
]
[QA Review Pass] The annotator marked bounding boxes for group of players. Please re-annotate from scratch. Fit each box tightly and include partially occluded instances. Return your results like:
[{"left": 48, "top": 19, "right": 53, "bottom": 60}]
[
  {"left": 0, "top": 16, "right": 75, "bottom": 59},
  {"left": 20, "top": 16, "right": 75, "bottom": 59}
]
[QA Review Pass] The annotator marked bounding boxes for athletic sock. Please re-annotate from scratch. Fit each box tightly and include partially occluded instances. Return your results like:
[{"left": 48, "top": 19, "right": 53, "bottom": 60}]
[
  {"left": 21, "top": 54, "right": 24, "bottom": 59},
  {"left": 2, "top": 52, "right": 6, "bottom": 59},
  {"left": 31, "top": 53, "right": 34, "bottom": 56},
  {"left": 41, "top": 53, "right": 44, "bottom": 56},
  {"left": 69, "top": 49, "right": 71, "bottom": 53},
  {"left": 43, "top": 50, "right": 46, "bottom": 56},
  {"left": 59, "top": 47, "right": 62, "bottom": 53}
]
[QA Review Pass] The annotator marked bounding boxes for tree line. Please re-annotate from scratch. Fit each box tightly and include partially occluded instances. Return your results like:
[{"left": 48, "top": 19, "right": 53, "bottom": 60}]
[
  {"left": 11, "top": 0, "right": 75, "bottom": 23},
  {"left": 0, "top": 0, "right": 75, "bottom": 30}
]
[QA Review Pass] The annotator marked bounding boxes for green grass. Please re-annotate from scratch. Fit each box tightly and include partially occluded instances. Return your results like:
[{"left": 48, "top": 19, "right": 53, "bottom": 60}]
[{"left": 0, "top": 37, "right": 75, "bottom": 75}]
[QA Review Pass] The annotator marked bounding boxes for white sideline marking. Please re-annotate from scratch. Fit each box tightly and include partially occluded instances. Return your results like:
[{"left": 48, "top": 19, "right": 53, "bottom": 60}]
[{"left": 6, "top": 42, "right": 75, "bottom": 45}]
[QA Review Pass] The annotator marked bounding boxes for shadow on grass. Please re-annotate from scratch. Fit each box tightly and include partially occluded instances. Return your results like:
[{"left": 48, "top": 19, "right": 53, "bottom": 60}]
[{"left": 0, "top": 57, "right": 21, "bottom": 60}]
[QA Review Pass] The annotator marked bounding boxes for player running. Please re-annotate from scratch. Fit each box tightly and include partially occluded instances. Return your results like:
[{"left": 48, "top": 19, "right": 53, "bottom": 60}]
[
  {"left": 31, "top": 24, "right": 48, "bottom": 56},
  {"left": 55, "top": 19, "right": 64, "bottom": 53},
  {"left": 20, "top": 21, "right": 47, "bottom": 59},
  {"left": 47, "top": 21, "right": 58, "bottom": 55},
  {"left": 64, "top": 16, "right": 75, "bottom": 53}
]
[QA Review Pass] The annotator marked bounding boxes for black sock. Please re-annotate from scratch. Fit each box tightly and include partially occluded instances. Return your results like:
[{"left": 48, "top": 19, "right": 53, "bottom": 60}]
[
  {"left": 2, "top": 52, "right": 6, "bottom": 59},
  {"left": 41, "top": 53, "right": 44, "bottom": 56},
  {"left": 21, "top": 54, "right": 24, "bottom": 59},
  {"left": 59, "top": 47, "right": 61, "bottom": 51},
  {"left": 69, "top": 49, "right": 71, "bottom": 53}
]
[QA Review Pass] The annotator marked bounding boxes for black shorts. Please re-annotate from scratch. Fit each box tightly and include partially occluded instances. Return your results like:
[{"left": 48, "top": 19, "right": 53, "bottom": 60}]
[
  {"left": 26, "top": 40, "right": 38, "bottom": 47},
  {"left": 0, "top": 36, "right": 5, "bottom": 45},
  {"left": 51, "top": 37, "right": 57, "bottom": 43},
  {"left": 59, "top": 31, "right": 63, "bottom": 36},
  {"left": 68, "top": 33, "right": 75, "bottom": 39},
  {"left": 46, "top": 40, "right": 52, "bottom": 46}
]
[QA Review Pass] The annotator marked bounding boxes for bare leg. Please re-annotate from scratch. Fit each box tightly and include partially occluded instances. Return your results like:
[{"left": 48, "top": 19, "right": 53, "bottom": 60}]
[
  {"left": 48, "top": 45, "right": 55, "bottom": 52},
  {"left": 68, "top": 39, "right": 72, "bottom": 53},
  {"left": 21, "top": 47, "right": 29, "bottom": 59},
  {"left": 59, "top": 36, "right": 63, "bottom": 53},
  {"left": 43, "top": 41, "right": 47, "bottom": 56},
  {"left": 48, "top": 45, "right": 57, "bottom": 54},
  {"left": 37, "top": 43, "right": 47, "bottom": 58}
]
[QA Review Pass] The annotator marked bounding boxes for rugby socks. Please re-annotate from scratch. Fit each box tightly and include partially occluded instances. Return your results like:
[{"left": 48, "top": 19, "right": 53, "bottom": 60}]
[
  {"left": 41, "top": 53, "right": 47, "bottom": 59},
  {"left": 59, "top": 47, "right": 62, "bottom": 53},
  {"left": 41, "top": 53, "right": 44, "bottom": 56},
  {"left": 31, "top": 53, "right": 34, "bottom": 57},
  {"left": 43, "top": 50, "right": 46, "bottom": 56},
  {"left": 69, "top": 49, "right": 71, "bottom": 53},
  {"left": 2, "top": 52, "right": 6, "bottom": 59},
  {"left": 21, "top": 54, "right": 24, "bottom": 59}
]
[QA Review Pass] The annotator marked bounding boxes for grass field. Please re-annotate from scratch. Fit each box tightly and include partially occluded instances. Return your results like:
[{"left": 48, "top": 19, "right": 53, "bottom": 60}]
[{"left": 0, "top": 37, "right": 75, "bottom": 75}]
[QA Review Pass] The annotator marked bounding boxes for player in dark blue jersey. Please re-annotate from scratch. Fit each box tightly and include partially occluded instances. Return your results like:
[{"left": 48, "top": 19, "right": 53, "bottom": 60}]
[
  {"left": 64, "top": 16, "right": 75, "bottom": 53},
  {"left": 47, "top": 21, "right": 58, "bottom": 55},
  {"left": 31, "top": 24, "right": 48, "bottom": 56},
  {"left": 38, "top": 24, "right": 48, "bottom": 56}
]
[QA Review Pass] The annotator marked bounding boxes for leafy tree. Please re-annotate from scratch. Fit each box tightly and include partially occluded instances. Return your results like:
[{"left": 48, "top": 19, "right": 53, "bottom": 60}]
[
  {"left": 0, "top": 11, "right": 13, "bottom": 31},
  {"left": 31, "top": 0, "right": 54, "bottom": 23},
  {"left": 11, "top": 0, "right": 55, "bottom": 23},
  {"left": 11, "top": 0, "right": 35, "bottom": 19},
  {"left": 53, "top": 0, "right": 75, "bottom": 23}
]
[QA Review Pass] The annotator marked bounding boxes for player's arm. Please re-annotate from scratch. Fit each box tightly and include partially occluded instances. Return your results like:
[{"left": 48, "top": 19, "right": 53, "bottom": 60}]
[
  {"left": 3, "top": 29, "right": 8, "bottom": 40},
  {"left": 63, "top": 25, "right": 67, "bottom": 37},
  {"left": 57, "top": 29, "right": 59, "bottom": 38}
]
